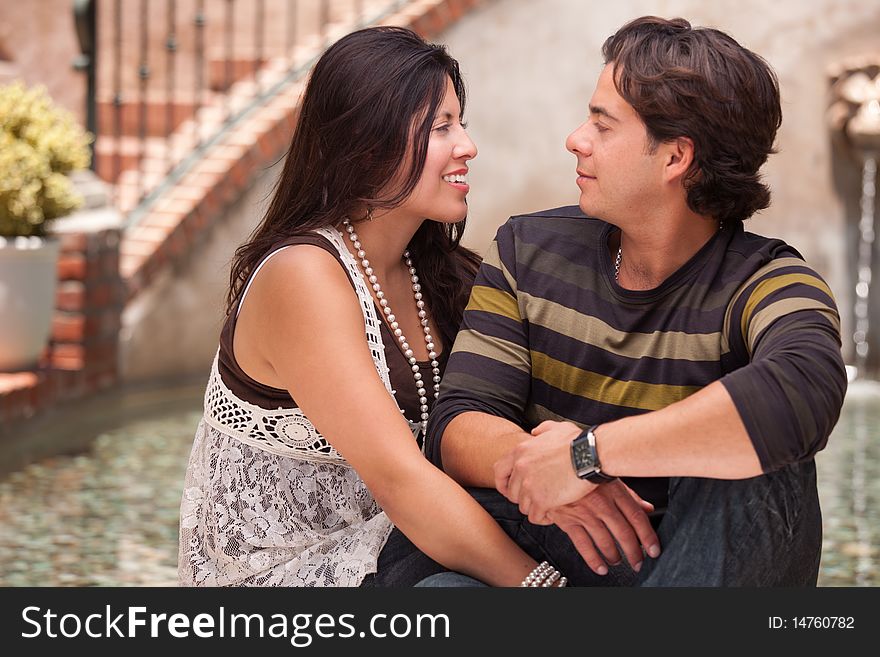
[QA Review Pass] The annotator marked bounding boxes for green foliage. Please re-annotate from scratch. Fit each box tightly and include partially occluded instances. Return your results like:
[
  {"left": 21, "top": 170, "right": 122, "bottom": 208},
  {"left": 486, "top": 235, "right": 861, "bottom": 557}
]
[{"left": 0, "top": 81, "right": 93, "bottom": 237}]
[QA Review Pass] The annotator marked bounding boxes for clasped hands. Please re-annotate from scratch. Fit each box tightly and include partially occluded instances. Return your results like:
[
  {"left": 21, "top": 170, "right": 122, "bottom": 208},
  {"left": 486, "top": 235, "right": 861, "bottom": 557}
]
[{"left": 494, "top": 420, "right": 661, "bottom": 575}]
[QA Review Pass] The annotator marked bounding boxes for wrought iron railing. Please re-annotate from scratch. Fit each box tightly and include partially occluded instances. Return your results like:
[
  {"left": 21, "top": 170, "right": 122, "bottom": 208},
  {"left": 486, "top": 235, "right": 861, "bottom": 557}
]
[{"left": 74, "top": 0, "right": 412, "bottom": 228}]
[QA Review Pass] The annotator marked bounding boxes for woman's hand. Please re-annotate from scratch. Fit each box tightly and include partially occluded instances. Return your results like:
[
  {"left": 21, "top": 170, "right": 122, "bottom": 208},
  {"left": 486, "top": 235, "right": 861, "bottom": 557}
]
[
  {"left": 493, "top": 420, "right": 661, "bottom": 575},
  {"left": 493, "top": 420, "right": 593, "bottom": 523}
]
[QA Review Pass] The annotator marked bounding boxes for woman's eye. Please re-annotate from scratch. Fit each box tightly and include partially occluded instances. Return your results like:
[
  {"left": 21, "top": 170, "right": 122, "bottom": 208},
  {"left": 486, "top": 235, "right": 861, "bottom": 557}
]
[{"left": 433, "top": 124, "right": 450, "bottom": 132}]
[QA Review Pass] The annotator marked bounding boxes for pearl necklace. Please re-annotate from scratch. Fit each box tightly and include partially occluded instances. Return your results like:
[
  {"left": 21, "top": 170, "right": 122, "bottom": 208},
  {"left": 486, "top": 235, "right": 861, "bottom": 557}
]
[{"left": 343, "top": 220, "right": 441, "bottom": 437}]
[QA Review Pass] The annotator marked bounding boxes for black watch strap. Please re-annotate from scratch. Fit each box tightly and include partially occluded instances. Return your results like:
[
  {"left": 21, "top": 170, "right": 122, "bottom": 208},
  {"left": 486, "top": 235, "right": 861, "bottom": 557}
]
[{"left": 571, "top": 425, "right": 615, "bottom": 484}]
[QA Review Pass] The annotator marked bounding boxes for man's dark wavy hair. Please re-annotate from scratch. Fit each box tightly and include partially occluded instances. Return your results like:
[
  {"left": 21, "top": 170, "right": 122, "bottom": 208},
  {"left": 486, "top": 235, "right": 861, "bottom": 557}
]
[{"left": 602, "top": 16, "right": 782, "bottom": 224}]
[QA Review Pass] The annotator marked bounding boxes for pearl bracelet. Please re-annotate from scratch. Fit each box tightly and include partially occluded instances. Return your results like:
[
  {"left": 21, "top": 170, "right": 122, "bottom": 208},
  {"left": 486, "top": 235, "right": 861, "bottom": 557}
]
[{"left": 520, "top": 561, "right": 568, "bottom": 588}]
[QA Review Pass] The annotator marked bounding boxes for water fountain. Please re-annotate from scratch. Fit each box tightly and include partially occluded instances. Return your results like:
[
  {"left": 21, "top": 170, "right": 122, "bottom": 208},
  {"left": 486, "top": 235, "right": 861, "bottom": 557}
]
[
  {"left": 828, "top": 57, "right": 880, "bottom": 377},
  {"left": 821, "top": 57, "right": 880, "bottom": 586}
]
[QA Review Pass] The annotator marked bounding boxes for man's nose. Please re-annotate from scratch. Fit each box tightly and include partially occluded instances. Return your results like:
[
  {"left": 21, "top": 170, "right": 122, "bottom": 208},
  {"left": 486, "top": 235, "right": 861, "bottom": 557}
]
[{"left": 565, "top": 123, "right": 591, "bottom": 156}]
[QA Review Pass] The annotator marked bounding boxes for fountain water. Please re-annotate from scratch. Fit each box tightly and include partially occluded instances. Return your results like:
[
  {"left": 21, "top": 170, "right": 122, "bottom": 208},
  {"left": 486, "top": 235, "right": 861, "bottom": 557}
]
[
  {"left": 850, "top": 392, "right": 871, "bottom": 586},
  {"left": 815, "top": 58, "right": 880, "bottom": 586},
  {"left": 829, "top": 59, "right": 880, "bottom": 377},
  {"left": 854, "top": 155, "right": 876, "bottom": 373},
  {"left": 849, "top": 153, "right": 878, "bottom": 585}
]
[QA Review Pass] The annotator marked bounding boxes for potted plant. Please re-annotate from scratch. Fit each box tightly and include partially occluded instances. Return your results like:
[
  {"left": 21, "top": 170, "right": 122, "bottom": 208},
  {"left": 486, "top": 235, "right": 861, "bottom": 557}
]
[{"left": 0, "top": 81, "right": 92, "bottom": 371}]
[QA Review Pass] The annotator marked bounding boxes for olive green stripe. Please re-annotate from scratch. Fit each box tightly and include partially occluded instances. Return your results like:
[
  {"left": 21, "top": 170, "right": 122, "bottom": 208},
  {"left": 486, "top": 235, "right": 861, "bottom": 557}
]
[
  {"left": 465, "top": 285, "right": 520, "bottom": 322},
  {"left": 530, "top": 350, "right": 702, "bottom": 411},
  {"left": 520, "top": 291, "right": 721, "bottom": 362}
]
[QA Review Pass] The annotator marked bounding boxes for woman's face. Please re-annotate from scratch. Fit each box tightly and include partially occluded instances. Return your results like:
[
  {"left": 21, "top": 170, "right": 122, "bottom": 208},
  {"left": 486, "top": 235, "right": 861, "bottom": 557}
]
[{"left": 396, "top": 76, "right": 477, "bottom": 224}]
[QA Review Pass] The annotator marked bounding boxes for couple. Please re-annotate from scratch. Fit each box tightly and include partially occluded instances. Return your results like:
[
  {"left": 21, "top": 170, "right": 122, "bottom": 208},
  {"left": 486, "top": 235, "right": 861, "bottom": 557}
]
[{"left": 178, "top": 17, "right": 846, "bottom": 588}]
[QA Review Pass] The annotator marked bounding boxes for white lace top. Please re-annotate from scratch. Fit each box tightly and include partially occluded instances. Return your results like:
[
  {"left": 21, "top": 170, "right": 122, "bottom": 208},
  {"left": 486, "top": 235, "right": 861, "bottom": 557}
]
[{"left": 178, "top": 227, "right": 421, "bottom": 587}]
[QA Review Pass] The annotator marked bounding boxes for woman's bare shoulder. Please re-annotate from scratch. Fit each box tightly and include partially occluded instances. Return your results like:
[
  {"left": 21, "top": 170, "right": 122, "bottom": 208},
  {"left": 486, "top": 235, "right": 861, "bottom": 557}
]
[
  {"left": 254, "top": 242, "right": 352, "bottom": 296},
  {"left": 235, "top": 241, "right": 367, "bottom": 378}
]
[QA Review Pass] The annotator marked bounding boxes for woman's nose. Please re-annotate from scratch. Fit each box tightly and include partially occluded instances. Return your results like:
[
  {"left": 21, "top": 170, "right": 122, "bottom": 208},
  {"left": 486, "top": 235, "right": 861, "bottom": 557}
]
[{"left": 455, "top": 129, "right": 477, "bottom": 160}]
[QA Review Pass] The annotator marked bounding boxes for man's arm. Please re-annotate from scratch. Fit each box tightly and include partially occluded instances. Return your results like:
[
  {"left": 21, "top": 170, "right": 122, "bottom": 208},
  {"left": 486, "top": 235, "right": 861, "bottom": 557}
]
[
  {"left": 496, "top": 381, "right": 757, "bottom": 522},
  {"left": 497, "top": 261, "right": 847, "bottom": 521},
  {"left": 440, "top": 412, "right": 528, "bottom": 487}
]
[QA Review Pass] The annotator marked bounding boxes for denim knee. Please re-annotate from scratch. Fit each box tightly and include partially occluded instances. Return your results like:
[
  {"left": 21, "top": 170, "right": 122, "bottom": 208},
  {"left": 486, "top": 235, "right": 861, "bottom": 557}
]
[
  {"left": 415, "top": 572, "right": 488, "bottom": 587},
  {"left": 639, "top": 460, "right": 821, "bottom": 586}
]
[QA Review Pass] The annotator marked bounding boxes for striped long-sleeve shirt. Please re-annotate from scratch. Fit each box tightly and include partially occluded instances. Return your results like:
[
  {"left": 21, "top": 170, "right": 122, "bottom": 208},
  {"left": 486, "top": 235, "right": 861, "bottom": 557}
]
[{"left": 425, "top": 206, "right": 847, "bottom": 508}]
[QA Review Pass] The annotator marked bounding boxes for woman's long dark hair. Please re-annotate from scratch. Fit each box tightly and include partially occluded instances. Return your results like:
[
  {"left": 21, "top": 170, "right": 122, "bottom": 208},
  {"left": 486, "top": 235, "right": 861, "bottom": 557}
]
[{"left": 227, "top": 26, "right": 481, "bottom": 347}]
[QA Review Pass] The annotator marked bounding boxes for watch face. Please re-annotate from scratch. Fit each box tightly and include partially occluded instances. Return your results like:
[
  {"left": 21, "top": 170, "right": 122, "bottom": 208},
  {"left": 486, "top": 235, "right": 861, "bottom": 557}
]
[{"left": 572, "top": 435, "right": 597, "bottom": 472}]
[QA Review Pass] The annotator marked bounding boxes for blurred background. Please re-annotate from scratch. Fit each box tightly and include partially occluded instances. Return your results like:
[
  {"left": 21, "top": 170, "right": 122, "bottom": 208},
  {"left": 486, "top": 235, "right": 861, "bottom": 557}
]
[{"left": 0, "top": 0, "right": 877, "bottom": 586}]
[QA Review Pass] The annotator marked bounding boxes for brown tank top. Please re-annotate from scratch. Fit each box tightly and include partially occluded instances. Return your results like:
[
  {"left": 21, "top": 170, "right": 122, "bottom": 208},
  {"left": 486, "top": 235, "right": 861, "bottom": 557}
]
[{"left": 217, "top": 233, "right": 447, "bottom": 426}]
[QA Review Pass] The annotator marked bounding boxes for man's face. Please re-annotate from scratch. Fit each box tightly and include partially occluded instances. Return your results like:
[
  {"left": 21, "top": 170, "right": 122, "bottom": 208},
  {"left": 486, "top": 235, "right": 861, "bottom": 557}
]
[{"left": 565, "top": 64, "right": 667, "bottom": 225}]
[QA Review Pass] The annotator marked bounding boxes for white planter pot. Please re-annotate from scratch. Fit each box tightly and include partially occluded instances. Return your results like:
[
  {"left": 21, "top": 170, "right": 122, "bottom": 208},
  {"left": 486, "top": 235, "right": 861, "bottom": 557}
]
[{"left": 0, "top": 236, "right": 61, "bottom": 372}]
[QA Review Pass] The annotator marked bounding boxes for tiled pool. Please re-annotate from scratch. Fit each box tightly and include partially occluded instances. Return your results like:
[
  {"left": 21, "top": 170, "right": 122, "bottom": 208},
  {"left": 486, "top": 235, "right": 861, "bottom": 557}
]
[{"left": 0, "top": 379, "right": 877, "bottom": 586}]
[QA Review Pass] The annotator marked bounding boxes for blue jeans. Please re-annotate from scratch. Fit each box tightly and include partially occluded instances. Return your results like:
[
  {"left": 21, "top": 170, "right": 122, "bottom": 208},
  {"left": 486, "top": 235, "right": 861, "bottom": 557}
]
[
  {"left": 416, "top": 572, "right": 487, "bottom": 587},
  {"left": 421, "top": 460, "right": 822, "bottom": 587},
  {"left": 360, "top": 526, "right": 445, "bottom": 587}
]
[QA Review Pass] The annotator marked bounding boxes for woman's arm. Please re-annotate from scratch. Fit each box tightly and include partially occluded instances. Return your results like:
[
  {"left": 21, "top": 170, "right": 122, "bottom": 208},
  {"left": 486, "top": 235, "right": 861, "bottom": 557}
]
[{"left": 239, "top": 244, "right": 537, "bottom": 586}]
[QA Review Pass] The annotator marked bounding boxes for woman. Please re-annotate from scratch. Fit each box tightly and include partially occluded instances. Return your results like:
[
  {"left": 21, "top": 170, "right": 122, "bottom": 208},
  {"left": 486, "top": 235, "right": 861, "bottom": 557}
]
[{"left": 178, "top": 26, "right": 566, "bottom": 588}]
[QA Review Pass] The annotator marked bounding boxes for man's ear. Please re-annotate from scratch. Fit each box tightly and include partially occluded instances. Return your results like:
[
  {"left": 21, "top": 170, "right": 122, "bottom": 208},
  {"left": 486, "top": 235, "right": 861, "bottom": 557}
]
[{"left": 663, "top": 137, "right": 695, "bottom": 183}]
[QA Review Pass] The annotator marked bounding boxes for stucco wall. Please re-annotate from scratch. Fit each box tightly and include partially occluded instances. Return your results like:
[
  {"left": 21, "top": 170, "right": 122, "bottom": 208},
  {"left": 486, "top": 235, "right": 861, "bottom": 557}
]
[
  {"left": 442, "top": 0, "right": 880, "bottom": 363},
  {"left": 119, "top": 159, "right": 280, "bottom": 381}
]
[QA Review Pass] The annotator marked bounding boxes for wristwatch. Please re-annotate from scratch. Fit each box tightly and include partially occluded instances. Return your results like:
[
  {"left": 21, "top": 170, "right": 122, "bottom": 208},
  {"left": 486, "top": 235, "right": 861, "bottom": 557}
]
[{"left": 570, "top": 425, "right": 615, "bottom": 484}]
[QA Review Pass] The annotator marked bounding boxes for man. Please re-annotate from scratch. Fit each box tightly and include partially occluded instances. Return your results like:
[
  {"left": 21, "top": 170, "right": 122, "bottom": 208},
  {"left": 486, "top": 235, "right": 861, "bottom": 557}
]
[{"left": 425, "top": 16, "right": 846, "bottom": 586}]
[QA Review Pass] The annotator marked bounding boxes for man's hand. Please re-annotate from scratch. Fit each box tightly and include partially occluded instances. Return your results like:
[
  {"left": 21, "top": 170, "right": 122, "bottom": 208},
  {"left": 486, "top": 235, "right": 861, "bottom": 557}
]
[
  {"left": 494, "top": 419, "right": 662, "bottom": 575},
  {"left": 494, "top": 420, "right": 593, "bottom": 523},
  {"left": 548, "top": 482, "right": 661, "bottom": 575}
]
